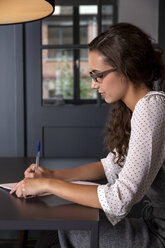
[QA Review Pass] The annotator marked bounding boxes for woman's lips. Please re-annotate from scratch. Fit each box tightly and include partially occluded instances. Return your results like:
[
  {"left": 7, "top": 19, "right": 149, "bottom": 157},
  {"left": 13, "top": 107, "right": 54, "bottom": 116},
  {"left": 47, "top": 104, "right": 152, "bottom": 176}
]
[{"left": 99, "top": 92, "right": 105, "bottom": 96}]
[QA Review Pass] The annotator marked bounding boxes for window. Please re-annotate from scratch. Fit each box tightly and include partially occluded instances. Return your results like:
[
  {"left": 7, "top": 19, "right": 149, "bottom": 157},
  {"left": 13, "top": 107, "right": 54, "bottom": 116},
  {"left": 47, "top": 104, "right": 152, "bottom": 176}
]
[{"left": 41, "top": 1, "right": 117, "bottom": 105}]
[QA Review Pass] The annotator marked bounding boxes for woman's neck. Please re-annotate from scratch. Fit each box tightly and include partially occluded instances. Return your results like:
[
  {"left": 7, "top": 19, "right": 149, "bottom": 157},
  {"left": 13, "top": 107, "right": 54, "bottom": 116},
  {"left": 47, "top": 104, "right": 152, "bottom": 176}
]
[{"left": 122, "top": 84, "right": 150, "bottom": 112}]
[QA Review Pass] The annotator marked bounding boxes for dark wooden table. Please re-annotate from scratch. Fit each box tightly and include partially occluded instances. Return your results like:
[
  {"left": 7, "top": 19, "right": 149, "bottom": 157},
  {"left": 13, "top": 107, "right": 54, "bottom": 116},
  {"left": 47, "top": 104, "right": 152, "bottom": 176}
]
[{"left": 0, "top": 157, "right": 99, "bottom": 248}]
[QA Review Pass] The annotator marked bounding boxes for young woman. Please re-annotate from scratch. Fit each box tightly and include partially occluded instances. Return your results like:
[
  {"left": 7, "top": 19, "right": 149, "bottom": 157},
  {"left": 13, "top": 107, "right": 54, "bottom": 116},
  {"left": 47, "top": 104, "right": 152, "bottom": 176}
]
[{"left": 11, "top": 23, "right": 165, "bottom": 247}]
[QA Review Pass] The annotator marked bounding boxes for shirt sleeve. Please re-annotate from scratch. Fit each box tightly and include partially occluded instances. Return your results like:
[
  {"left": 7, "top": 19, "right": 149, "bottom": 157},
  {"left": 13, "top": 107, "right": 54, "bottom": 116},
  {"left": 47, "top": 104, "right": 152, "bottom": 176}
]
[
  {"left": 101, "top": 152, "right": 123, "bottom": 184},
  {"left": 98, "top": 93, "right": 165, "bottom": 225}
]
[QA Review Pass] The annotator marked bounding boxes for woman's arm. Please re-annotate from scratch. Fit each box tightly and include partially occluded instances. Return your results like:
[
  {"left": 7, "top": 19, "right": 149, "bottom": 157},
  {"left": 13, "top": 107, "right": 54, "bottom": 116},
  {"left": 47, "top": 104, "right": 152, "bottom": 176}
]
[
  {"left": 53, "top": 161, "right": 105, "bottom": 181},
  {"left": 47, "top": 179, "right": 102, "bottom": 208},
  {"left": 12, "top": 161, "right": 105, "bottom": 207},
  {"left": 25, "top": 161, "right": 106, "bottom": 182},
  {"left": 10, "top": 177, "right": 102, "bottom": 209}
]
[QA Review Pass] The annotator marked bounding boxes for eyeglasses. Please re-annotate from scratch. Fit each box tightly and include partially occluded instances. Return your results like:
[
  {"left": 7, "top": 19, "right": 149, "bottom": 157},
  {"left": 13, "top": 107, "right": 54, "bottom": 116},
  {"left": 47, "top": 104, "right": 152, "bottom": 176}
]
[{"left": 89, "top": 68, "right": 117, "bottom": 82}]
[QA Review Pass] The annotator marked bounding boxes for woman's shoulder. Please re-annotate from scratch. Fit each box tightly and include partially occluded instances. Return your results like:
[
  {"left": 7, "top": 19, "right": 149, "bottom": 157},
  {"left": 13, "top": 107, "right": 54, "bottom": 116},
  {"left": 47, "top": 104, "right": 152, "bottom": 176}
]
[
  {"left": 132, "top": 91, "right": 165, "bottom": 124},
  {"left": 135, "top": 91, "right": 165, "bottom": 112},
  {"left": 144, "top": 90, "right": 165, "bottom": 100}
]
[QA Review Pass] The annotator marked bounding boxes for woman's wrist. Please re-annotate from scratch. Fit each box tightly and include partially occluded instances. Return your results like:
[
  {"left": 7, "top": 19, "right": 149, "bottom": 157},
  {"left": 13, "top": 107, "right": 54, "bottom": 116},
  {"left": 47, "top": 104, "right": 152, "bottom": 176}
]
[
  {"left": 44, "top": 178, "right": 56, "bottom": 193},
  {"left": 44, "top": 178, "right": 64, "bottom": 195},
  {"left": 51, "top": 169, "right": 64, "bottom": 180},
  {"left": 44, "top": 168, "right": 55, "bottom": 178},
  {"left": 51, "top": 169, "right": 58, "bottom": 179}
]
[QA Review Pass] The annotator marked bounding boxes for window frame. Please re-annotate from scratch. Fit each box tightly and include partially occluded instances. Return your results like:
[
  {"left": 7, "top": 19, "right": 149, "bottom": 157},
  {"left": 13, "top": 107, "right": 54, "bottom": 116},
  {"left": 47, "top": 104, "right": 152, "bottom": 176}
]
[{"left": 41, "top": 0, "right": 118, "bottom": 105}]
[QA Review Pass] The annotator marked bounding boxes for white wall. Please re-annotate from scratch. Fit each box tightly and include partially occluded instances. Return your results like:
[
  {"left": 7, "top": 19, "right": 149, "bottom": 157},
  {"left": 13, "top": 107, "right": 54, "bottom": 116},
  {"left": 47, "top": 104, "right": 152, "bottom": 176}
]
[{"left": 118, "top": 0, "right": 159, "bottom": 43}]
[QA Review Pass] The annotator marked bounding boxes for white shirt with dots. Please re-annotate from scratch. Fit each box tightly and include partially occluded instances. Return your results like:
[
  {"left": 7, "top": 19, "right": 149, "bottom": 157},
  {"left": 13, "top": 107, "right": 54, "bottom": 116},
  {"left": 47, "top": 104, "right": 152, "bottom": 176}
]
[{"left": 98, "top": 91, "right": 165, "bottom": 226}]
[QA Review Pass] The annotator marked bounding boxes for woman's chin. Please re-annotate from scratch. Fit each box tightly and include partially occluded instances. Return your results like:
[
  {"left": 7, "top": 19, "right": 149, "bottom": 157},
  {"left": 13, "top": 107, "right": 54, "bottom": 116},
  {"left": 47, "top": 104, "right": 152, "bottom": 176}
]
[
  {"left": 105, "top": 97, "right": 117, "bottom": 104},
  {"left": 104, "top": 96, "right": 113, "bottom": 104}
]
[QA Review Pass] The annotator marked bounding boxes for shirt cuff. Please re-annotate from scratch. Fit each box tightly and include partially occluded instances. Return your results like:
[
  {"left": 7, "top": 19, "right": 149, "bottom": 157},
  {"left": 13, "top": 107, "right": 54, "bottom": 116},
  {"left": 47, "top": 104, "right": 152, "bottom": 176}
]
[{"left": 97, "top": 184, "right": 124, "bottom": 226}]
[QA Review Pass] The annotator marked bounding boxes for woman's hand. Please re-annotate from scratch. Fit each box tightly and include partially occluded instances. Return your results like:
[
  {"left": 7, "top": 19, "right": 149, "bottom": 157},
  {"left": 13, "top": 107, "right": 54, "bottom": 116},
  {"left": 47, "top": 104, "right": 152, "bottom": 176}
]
[
  {"left": 10, "top": 177, "right": 102, "bottom": 209},
  {"left": 24, "top": 164, "right": 53, "bottom": 179},
  {"left": 10, "top": 178, "right": 49, "bottom": 198}
]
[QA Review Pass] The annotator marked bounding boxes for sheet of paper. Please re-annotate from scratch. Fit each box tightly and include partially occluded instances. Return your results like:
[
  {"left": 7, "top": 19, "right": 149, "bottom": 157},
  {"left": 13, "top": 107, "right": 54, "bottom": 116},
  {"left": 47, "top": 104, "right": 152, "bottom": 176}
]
[
  {"left": 71, "top": 181, "right": 100, "bottom": 186},
  {"left": 0, "top": 182, "right": 17, "bottom": 190}
]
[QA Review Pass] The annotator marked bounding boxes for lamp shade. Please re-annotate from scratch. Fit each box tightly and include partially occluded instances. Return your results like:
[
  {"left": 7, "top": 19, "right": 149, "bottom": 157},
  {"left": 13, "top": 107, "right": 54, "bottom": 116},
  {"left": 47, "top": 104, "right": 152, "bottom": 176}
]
[{"left": 0, "top": 0, "right": 55, "bottom": 25}]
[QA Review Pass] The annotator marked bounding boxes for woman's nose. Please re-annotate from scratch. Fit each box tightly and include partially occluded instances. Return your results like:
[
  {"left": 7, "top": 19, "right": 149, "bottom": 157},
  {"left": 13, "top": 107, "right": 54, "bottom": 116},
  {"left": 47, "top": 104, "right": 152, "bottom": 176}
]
[{"left": 91, "top": 80, "right": 99, "bottom": 89}]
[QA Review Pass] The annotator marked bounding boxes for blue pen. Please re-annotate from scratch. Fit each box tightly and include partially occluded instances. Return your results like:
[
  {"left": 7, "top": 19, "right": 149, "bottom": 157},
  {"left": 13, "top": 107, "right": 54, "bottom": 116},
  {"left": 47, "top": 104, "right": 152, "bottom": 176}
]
[{"left": 35, "top": 141, "right": 40, "bottom": 172}]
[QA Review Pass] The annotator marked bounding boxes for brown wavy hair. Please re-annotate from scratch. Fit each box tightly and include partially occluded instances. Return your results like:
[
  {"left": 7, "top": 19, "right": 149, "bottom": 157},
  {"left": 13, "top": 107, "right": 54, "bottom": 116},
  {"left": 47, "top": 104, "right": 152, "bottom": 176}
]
[{"left": 89, "top": 23, "right": 165, "bottom": 166}]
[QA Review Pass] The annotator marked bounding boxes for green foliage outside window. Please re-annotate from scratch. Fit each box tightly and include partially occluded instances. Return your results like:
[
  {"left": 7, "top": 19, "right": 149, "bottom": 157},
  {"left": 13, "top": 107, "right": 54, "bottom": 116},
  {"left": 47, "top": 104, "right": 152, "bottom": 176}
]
[{"left": 55, "top": 51, "right": 96, "bottom": 99}]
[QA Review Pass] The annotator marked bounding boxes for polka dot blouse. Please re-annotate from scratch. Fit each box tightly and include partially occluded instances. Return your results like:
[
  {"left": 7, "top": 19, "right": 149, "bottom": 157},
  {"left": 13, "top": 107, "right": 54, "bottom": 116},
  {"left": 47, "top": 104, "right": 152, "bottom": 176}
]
[{"left": 97, "top": 91, "right": 165, "bottom": 226}]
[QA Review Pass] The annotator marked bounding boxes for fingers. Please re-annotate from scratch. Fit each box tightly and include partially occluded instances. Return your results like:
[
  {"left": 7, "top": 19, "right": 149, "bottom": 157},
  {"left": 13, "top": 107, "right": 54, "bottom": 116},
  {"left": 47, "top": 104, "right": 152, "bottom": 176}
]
[
  {"left": 24, "top": 164, "right": 36, "bottom": 178},
  {"left": 10, "top": 182, "right": 18, "bottom": 195},
  {"left": 10, "top": 178, "right": 43, "bottom": 198},
  {"left": 10, "top": 181, "right": 23, "bottom": 197},
  {"left": 24, "top": 164, "right": 36, "bottom": 173},
  {"left": 24, "top": 172, "right": 35, "bottom": 178},
  {"left": 10, "top": 179, "right": 34, "bottom": 198}
]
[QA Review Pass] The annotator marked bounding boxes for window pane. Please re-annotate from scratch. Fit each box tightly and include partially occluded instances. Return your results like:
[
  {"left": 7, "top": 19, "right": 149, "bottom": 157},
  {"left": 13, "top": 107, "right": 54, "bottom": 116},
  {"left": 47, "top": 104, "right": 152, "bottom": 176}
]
[
  {"left": 42, "top": 49, "right": 74, "bottom": 104},
  {"left": 102, "top": 5, "right": 113, "bottom": 32},
  {"left": 80, "top": 49, "right": 97, "bottom": 99},
  {"left": 42, "top": 6, "right": 73, "bottom": 45},
  {"left": 79, "top": 5, "right": 98, "bottom": 44}
]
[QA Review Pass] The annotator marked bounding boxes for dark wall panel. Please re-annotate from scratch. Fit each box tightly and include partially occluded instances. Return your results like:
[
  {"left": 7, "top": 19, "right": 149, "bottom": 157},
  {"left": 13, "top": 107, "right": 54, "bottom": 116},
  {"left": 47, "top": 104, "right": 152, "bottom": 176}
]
[
  {"left": 44, "top": 126, "right": 105, "bottom": 158},
  {"left": 0, "top": 25, "right": 24, "bottom": 156}
]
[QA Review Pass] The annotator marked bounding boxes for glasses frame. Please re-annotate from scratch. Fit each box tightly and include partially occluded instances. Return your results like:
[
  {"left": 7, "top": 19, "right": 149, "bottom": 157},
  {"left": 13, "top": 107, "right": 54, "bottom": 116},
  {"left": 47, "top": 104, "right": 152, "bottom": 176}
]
[{"left": 89, "top": 68, "right": 117, "bottom": 82}]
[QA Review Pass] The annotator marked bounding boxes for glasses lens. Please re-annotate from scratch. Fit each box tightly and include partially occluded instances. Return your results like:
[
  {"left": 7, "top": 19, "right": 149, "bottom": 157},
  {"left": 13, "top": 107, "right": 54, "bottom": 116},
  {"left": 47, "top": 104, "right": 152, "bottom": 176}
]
[{"left": 89, "top": 72, "right": 97, "bottom": 82}]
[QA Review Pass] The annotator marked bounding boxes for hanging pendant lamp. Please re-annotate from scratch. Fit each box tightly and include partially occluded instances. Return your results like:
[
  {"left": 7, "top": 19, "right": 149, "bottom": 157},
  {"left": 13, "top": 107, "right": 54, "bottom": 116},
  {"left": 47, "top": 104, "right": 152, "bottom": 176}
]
[{"left": 0, "top": 0, "right": 55, "bottom": 25}]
